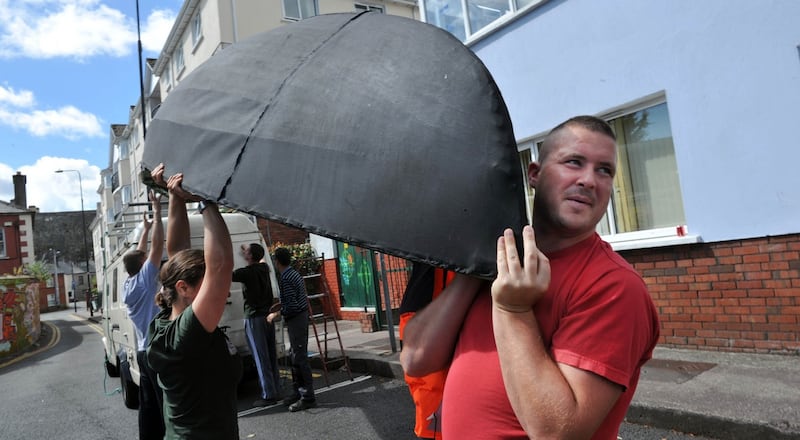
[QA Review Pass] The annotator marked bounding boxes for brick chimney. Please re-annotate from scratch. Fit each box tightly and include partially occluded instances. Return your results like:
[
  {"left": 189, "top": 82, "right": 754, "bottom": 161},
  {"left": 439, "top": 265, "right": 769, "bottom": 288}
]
[{"left": 11, "top": 171, "right": 27, "bottom": 209}]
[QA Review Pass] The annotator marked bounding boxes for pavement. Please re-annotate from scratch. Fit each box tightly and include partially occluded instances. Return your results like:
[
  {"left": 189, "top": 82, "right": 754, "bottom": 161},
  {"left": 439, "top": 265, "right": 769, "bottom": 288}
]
[{"left": 73, "top": 308, "right": 799, "bottom": 440}]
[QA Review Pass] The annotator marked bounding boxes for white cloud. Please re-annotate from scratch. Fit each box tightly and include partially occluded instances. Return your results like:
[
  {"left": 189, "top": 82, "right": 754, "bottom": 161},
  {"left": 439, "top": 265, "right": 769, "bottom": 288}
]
[
  {"left": 0, "top": 84, "right": 35, "bottom": 107},
  {"left": 141, "top": 8, "right": 176, "bottom": 54},
  {"left": 0, "top": 1, "right": 175, "bottom": 59},
  {"left": 0, "top": 103, "right": 104, "bottom": 139},
  {"left": 0, "top": 157, "right": 101, "bottom": 212}
]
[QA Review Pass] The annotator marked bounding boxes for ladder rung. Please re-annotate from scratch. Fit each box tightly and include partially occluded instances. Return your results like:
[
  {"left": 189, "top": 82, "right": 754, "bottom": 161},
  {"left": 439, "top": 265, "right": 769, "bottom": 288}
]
[
  {"left": 307, "top": 293, "right": 326, "bottom": 299},
  {"left": 303, "top": 273, "right": 322, "bottom": 279}
]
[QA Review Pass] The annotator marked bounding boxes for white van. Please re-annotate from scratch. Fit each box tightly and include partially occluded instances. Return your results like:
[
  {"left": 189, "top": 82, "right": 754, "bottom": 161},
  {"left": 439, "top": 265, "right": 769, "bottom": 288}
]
[{"left": 101, "top": 212, "right": 281, "bottom": 409}]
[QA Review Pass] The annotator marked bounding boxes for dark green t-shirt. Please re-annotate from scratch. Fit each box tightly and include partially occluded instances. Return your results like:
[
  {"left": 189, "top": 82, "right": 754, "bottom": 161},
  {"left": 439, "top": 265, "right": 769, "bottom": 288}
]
[
  {"left": 147, "top": 306, "right": 243, "bottom": 440},
  {"left": 232, "top": 262, "right": 273, "bottom": 318}
]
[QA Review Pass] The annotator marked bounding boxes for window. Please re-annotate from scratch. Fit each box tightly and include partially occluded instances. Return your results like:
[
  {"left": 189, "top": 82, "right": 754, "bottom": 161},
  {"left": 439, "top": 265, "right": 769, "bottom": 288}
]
[
  {"left": 173, "top": 47, "right": 185, "bottom": 75},
  {"left": 121, "top": 185, "right": 132, "bottom": 205},
  {"left": 163, "top": 65, "right": 172, "bottom": 90},
  {"left": 283, "top": 0, "right": 318, "bottom": 20},
  {"left": 423, "top": 0, "right": 547, "bottom": 42},
  {"left": 518, "top": 99, "right": 686, "bottom": 245},
  {"left": 355, "top": 3, "right": 384, "bottom": 13},
  {"left": 191, "top": 13, "right": 203, "bottom": 47},
  {"left": 600, "top": 102, "right": 685, "bottom": 236},
  {"left": 0, "top": 229, "right": 6, "bottom": 257}
]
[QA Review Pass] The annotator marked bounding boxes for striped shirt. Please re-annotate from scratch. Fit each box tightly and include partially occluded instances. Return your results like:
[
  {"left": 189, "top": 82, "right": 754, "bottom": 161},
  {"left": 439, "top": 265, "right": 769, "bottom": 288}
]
[{"left": 278, "top": 266, "right": 308, "bottom": 318}]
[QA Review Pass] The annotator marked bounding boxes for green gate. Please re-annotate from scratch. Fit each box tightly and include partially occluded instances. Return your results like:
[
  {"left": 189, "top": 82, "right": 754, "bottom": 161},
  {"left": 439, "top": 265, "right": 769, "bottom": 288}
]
[{"left": 336, "top": 242, "right": 377, "bottom": 309}]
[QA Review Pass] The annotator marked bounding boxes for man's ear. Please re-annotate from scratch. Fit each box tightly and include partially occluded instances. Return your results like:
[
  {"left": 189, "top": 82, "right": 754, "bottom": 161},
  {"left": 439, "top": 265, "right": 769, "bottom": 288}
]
[{"left": 527, "top": 161, "right": 541, "bottom": 188}]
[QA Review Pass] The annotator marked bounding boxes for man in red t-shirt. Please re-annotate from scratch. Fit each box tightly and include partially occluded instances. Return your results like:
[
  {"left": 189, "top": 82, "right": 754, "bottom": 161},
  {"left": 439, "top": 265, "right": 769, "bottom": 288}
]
[{"left": 400, "top": 116, "right": 660, "bottom": 439}]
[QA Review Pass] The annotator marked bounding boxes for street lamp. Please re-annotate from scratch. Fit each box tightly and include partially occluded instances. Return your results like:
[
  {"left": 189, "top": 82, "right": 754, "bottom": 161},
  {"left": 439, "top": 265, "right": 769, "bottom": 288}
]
[
  {"left": 55, "top": 169, "right": 91, "bottom": 313},
  {"left": 49, "top": 248, "right": 60, "bottom": 307}
]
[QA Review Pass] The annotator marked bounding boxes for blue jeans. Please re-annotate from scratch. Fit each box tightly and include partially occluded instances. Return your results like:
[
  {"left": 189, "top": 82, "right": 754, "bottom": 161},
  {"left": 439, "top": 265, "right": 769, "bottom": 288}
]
[
  {"left": 245, "top": 316, "right": 279, "bottom": 400},
  {"left": 286, "top": 312, "right": 315, "bottom": 401}
]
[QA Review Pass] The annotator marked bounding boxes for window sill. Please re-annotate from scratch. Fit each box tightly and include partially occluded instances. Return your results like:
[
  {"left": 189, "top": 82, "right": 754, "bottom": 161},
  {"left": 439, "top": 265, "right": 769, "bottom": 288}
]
[{"left": 605, "top": 233, "right": 702, "bottom": 251}]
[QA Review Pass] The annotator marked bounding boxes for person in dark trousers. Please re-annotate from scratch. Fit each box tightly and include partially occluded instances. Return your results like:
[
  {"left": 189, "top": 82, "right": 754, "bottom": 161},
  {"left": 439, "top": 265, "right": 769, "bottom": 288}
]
[
  {"left": 121, "top": 189, "right": 165, "bottom": 440},
  {"left": 233, "top": 243, "right": 280, "bottom": 407},
  {"left": 269, "top": 247, "right": 316, "bottom": 412}
]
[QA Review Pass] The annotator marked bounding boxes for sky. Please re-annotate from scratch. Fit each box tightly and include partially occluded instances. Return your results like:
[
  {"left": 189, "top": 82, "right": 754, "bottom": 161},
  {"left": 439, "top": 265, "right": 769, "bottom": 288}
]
[{"left": 0, "top": 0, "right": 181, "bottom": 213}]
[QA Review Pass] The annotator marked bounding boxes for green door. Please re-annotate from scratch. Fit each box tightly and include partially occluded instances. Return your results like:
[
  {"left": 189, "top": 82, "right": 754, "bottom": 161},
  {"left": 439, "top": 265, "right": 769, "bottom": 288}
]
[{"left": 336, "top": 242, "right": 377, "bottom": 309}]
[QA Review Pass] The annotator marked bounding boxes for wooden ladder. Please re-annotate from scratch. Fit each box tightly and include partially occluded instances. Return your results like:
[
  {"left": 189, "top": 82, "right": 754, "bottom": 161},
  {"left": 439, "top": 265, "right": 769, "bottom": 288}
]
[{"left": 303, "top": 266, "right": 352, "bottom": 386}]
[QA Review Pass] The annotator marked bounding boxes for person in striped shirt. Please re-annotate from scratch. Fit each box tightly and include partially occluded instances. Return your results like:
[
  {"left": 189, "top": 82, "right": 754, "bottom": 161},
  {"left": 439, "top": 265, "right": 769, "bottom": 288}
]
[{"left": 270, "top": 247, "right": 316, "bottom": 412}]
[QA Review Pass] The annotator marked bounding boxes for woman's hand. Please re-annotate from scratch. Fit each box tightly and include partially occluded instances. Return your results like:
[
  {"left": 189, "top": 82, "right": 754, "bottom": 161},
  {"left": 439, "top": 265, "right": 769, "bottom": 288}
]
[{"left": 166, "top": 173, "right": 203, "bottom": 202}]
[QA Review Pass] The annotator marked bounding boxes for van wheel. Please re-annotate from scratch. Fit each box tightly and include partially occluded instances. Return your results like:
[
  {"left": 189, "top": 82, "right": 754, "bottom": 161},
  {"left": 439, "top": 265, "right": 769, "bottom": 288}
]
[
  {"left": 105, "top": 358, "right": 120, "bottom": 378},
  {"left": 120, "top": 369, "right": 140, "bottom": 409}
]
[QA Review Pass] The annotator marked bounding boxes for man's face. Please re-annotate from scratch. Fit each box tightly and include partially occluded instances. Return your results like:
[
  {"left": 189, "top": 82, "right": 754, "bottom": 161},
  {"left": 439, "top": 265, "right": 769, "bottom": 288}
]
[{"left": 528, "top": 125, "right": 616, "bottom": 239}]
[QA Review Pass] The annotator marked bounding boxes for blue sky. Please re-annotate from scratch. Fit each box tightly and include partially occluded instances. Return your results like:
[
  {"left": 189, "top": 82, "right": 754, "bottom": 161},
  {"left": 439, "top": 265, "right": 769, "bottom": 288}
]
[{"left": 0, "top": 0, "right": 180, "bottom": 212}]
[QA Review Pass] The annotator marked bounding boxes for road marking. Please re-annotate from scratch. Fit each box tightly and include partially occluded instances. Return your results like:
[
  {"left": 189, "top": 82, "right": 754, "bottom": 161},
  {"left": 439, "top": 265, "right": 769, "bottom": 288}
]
[
  {"left": 70, "top": 313, "right": 104, "bottom": 335},
  {"left": 237, "top": 374, "right": 373, "bottom": 417}
]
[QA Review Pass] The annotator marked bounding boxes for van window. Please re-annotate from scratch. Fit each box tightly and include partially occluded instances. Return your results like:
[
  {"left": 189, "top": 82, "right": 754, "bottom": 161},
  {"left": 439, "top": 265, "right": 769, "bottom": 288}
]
[{"left": 112, "top": 268, "right": 119, "bottom": 303}]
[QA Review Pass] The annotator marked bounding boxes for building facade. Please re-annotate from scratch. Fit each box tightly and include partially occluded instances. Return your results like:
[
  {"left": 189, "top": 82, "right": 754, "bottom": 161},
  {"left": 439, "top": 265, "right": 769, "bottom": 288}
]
[
  {"left": 0, "top": 173, "right": 36, "bottom": 276},
  {"left": 419, "top": 0, "right": 800, "bottom": 354}
]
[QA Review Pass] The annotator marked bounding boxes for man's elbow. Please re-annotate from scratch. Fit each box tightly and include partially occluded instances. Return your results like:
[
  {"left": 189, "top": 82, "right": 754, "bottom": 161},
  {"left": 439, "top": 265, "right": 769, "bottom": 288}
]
[{"left": 400, "top": 346, "right": 441, "bottom": 377}]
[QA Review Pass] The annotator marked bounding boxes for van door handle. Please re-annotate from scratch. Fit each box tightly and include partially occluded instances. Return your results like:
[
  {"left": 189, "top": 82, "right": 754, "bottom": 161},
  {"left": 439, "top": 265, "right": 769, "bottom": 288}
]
[{"left": 112, "top": 324, "right": 120, "bottom": 330}]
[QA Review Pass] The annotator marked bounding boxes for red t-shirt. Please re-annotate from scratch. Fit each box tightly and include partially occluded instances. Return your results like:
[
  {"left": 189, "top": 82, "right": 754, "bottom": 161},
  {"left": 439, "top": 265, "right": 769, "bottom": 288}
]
[{"left": 442, "top": 234, "right": 660, "bottom": 439}]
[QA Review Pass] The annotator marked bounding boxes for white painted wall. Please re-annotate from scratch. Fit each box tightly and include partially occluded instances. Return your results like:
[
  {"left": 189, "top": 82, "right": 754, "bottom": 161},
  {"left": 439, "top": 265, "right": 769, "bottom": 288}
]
[{"left": 470, "top": 0, "right": 800, "bottom": 243}]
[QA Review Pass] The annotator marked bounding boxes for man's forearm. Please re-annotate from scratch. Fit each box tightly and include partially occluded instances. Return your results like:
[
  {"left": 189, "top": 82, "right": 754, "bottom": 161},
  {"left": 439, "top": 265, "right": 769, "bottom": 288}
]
[
  {"left": 493, "top": 307, "right": 617, "bottom": 440},
  {"left": 400, "top": 275, "right": 482, "bottom": 377}
]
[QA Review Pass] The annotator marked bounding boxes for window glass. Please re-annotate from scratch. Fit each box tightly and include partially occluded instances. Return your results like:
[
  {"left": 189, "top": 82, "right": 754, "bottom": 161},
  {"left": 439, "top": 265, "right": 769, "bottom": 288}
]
[
  {"left": 425, "top": 0, "right": 467, "bottom": 41},
  {"left": 355, "top": 3, "right": 384, "bottom": 13},
  {"left": 605, "top": 102, "right": 685, "bottom": 233},
  {"left": 299, "top": 0, "right": 318, "bottom": 19},
  {"left": 163, "top": 65, "right": 172, "bottom": 89},
  {"left": 174, "top": 47, "right": 184, "bottom": 74},
  {"left": 284, "top": 0, "right": 318, "bottom": 20},
  {"left": 112, "top": 268, "right": 118, "bottom": 303},
  {"left": 192, "top": 13, "right": 203, "bottom": 46},
  {"left": 117, "top": 139, "right": 129, "bottom": 158},
  {"left": 121, "top": 186, "right": 132, "bottom": 205},
  {"left": 0, "top": 229, "right": 5, "bottom": 257},
  {"left": 467, "top": 0, "right": 510, "bottom": 36}
]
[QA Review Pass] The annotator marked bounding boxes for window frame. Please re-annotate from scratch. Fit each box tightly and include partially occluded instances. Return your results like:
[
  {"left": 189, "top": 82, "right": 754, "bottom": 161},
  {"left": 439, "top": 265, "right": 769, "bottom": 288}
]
[
  {"left": 173, "top": 46, "right": 185, "bottom": 77},
  {"left": 421, "top": 0, "right": 549, "bottom": 43},
  {"left": 355, "top": 3, "right": 385, "bottom": 13},
  {"left": 191, "top": 13, "right": 203, "bottom": 50}
]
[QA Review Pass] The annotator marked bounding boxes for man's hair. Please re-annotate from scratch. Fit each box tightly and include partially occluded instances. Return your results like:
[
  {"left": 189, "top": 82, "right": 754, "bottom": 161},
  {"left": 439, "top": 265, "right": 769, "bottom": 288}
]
[
  {"left": 123, "top": 250, "right": 146, "bottom": 276},
  {"left": 274, "top": 247, "right": 292, "bottom": 266},
  {"left": 248, "top": 243, "right": 265, "bottom": 261},
  {"left": 539, "top": 115, "right": 616, "bottom": 163}
]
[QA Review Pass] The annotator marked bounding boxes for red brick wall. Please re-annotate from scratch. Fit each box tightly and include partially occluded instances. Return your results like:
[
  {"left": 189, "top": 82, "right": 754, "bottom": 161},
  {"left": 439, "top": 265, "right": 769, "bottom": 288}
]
[
  {"left": 256, "top": 218, "right": 308, "bottom": 247},
  {"left": 621, "top": 233, "right": 800, "bottom": 354},
  {"left": 319, "top": 258, "right": 343, "bottom": 320}
]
